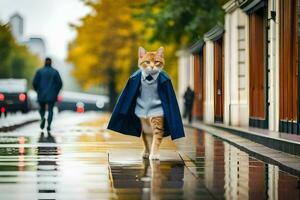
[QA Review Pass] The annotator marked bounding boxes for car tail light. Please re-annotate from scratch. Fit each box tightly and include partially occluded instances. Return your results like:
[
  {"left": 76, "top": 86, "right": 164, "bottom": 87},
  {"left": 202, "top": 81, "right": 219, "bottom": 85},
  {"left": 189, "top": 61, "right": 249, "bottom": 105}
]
[
  {"left": 57, "top": 95, "right": 63, "bottom": 102},
  {"left": 77, "top": 107, "right": 84, "bottom": 113},
  {"left": 1, "top": 107, "right": 5, "bottom": 113},
  {"left": 19, "top": 93, "right": 26, "bottom": 102},
  {"left": 76, "top": 102, "right": 85, "bottom": 113},
  {"left": 0, "top": 93, "right": 4, "bottom": 101}
]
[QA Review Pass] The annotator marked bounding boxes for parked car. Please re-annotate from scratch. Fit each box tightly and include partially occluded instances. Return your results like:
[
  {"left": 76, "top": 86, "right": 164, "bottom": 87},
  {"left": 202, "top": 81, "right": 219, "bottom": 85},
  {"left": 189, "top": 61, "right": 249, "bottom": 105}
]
[
  {"left": 27, "top": 89, "right": 109, "bottom": 113},
  {"left": 0, "top": 79, "right": 29, "bottom": 115},
  {"left": 27, "top": 89, "right": 39, "bottom": 111},
  {"left": 56, "top": 91, "right": 109, "bottom": 112}
]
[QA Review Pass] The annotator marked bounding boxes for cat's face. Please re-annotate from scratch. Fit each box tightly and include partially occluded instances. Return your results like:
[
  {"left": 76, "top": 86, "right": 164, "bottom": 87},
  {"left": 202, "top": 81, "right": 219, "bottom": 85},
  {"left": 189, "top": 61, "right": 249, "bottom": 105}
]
[{"left": 138, "top": 47, "right": 164, "bottom": 76}]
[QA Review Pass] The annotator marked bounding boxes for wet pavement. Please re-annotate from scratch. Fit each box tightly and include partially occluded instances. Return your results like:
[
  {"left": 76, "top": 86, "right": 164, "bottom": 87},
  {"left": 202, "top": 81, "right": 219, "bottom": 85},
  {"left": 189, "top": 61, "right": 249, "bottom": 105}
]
[{"left": 0, "top": 111, "right": 299, "bottom": 199}]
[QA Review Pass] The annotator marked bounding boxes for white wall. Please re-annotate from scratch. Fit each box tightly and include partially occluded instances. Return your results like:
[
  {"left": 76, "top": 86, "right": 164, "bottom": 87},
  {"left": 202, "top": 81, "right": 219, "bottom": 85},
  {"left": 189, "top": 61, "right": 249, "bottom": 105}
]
[
  {"left": 268, "top": 0, "right": 280, "bottom": 131},
  {"left": 203, "top": 40, "right": 215, "bottom": 123},
  {"left": 189, "top": 55, "right": 195, "bottom": 90},
  {"left": 224, "top": 13, "right": 231, "bottom": 126},
  {"left": 223, "top": 0, "right": 280, "bottom": 131},
  {"left": 177, "top": 51, "right": 192, "bottom": 113},
  {"left": 223, "top": 4, "right": 249, "bottom": 127}
]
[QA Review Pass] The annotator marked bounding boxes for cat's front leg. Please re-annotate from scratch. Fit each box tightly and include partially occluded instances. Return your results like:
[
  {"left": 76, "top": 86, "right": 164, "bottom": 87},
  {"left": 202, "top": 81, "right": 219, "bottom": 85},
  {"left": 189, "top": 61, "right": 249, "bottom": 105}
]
[
  {"left": 141, "top": 131, "right": 151, "bottom": 159},
  {"left": 140, "top": 118, "right": 152, "bottom": 159},
  {"left": 149, "top": 134, "right": 163, "bottom": 160},
  {"left": 149, "top": 117, "right": 164, "bottom": 160}
]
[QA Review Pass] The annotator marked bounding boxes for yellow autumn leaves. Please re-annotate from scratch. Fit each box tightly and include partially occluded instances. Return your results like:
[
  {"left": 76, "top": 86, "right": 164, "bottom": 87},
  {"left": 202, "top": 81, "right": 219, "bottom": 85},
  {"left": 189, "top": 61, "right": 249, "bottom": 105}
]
[{"left": 67, "top": 0, "right": 178, "bottom": 94}]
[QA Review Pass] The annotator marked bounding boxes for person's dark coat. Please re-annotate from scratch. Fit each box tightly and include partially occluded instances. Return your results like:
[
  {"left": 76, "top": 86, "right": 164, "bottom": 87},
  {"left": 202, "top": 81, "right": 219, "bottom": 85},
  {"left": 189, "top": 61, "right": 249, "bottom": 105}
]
[
  {"left": 107, "top": 70, "right": 185, "bottom": 140},
  {"left": 184, "top": 87, "right": 194, "bottom": 106},
  {"left": 32, "top": 65, "right": 63, "bottom": 102}
]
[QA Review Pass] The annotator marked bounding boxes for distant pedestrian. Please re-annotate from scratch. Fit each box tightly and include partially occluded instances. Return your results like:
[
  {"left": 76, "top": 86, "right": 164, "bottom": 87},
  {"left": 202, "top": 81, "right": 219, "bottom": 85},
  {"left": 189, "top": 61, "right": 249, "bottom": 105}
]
[
  {"left": 32, "top": 57, "right": 63, "bottom": 132},
  {"left": 183, "top": 86, "right": 194, "bottom": 123}
]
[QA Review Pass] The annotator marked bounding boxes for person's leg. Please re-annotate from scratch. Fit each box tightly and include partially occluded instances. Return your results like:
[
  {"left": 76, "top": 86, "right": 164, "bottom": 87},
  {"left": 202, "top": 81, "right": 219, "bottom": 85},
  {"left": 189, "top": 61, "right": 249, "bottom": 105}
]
[
  {"left": 183, "top": 103, "right": 187, "bottom": 118},
  {"left": 188, "top": 104, "right": 193, "bottom": 123},
  {"left": 188, "top": 110, "right": 192, "bottom": 123},
  {"left": 46, "top": 102, "right": 55, "bottom": 131},
  {"left": 39, "top": 102, "right": 46, "bottom": 129}
]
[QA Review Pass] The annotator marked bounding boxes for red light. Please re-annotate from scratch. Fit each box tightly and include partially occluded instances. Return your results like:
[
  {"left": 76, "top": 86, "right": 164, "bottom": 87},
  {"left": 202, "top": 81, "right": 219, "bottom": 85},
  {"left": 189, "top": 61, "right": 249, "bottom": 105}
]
[
  {"left": 57, "top": 95, "right": 63, "bottom": 102},
  {"left": 1, "top": 107, "right": 5, "bottom": 113},
  {"left": 0, "top": 93, "right": 4, "bottom": 101},
  {"left": 77, "top": 107, "right": 84, "bottom": 113},
  {"left": 19, "top": 93, "right": 26, "bottom": 102}
]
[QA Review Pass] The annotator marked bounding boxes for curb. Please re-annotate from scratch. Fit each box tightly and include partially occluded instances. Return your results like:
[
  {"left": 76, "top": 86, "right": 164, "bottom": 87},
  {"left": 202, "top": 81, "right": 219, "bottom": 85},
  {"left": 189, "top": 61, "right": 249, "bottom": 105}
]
[
  {"left": 210, "top": 123, "right": 300, "bottom": 157},
  {"left": 0, "top": 119, "right": 39, "bottom": 132}
]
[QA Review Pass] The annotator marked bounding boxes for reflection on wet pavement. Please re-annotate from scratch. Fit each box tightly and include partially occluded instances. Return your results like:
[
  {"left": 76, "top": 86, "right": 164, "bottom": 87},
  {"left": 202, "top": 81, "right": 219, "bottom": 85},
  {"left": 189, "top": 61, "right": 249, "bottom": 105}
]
[
  {"left": 176, "top": 128, "right": 300, "bottom": 200},
  {"left": 0, "top": 112, "right": 112, "bottom": 200},
  {"left": 0, "top": 112, "right": 299, "bottom": 200},
  {"left": 37, "top": 132, "right": 58, "bottom": 196},
  {"left": 109, "top": 160, "right": 214, "bottom": 200}
]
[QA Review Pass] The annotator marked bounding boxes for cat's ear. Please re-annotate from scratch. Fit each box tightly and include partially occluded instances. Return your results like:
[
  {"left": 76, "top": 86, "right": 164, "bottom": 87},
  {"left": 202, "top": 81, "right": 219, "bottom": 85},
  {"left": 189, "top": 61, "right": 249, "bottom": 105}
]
[
  {"left": 139, "top": 47, "right": 147, "bottom": 58},
  {"left": 156, "top": 47, "right": 164, "bottom": 58}
]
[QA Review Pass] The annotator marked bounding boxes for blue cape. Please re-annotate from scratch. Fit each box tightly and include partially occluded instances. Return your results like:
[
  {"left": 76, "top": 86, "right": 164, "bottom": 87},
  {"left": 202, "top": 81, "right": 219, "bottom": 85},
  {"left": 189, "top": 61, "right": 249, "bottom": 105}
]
[{"left": 107, "top": 70, "right": 185, "bottom": 140}]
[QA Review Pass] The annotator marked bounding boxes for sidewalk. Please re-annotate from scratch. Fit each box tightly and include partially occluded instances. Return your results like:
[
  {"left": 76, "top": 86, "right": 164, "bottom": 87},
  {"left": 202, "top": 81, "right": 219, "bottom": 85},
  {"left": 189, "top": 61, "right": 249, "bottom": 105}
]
[
  {"left": 0, "top": 111, "right": 39, "bottom": 132},
  {"left": 214, "top": 122, "right": 300, "bottom": 156},
  {"left": 184, "top": 120, "right": 300, "bottom": 177}
]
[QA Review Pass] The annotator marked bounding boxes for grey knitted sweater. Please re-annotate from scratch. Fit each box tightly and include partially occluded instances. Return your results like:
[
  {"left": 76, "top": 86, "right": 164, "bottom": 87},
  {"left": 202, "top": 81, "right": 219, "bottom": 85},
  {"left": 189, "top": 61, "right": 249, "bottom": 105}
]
[{"left": 134, "top": 73, "right": 164, "bottom": 118}]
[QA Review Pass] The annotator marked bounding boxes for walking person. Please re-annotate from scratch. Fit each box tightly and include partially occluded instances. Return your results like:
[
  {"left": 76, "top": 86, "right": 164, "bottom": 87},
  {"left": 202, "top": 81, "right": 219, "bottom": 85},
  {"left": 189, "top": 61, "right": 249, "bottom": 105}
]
[
  {"left": 183, "top": 86, "right": 194, "bottom": 123},
  {"left": 33, "top": 57, "right": 63, "bottom": 132}
]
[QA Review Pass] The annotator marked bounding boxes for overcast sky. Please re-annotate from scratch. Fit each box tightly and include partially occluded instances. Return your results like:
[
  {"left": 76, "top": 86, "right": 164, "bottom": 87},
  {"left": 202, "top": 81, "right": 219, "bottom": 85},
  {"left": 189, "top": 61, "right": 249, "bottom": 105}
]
[{"left": 0, "top": 0, "right": 91, "bottom": 60}]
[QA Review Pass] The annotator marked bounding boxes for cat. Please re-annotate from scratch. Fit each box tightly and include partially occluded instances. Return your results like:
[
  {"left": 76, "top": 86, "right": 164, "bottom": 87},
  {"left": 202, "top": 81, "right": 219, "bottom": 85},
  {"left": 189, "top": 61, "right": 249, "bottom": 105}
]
[
  {"left": 107, "top": 46, "right": 185, "bottom": 159},
  {"left": 136, "top": 47, "right": 165, "bottom": 160}
]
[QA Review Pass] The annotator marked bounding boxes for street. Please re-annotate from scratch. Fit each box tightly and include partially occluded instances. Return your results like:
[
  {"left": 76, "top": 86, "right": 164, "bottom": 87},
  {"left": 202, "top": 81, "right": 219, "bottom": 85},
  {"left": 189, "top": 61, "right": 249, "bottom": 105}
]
[
  {"left": 2, "top": 0, "right": 300, "bottom": 199},
  {"left": 0, "top": 111, "right": 209, "bottom": 200},
  {"left": 0, "top": 111, "right": 299, "bottom": 200}
]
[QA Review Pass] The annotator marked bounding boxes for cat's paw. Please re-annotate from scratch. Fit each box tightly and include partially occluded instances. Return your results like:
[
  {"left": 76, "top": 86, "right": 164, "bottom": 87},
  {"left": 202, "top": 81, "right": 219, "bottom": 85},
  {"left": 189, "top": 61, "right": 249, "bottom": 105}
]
[
  {"left": 142, "top": 151, "right": 150, "bottom": 159},
  {"left": 149, "top": 153, "right": 160, "bottom": 160}
]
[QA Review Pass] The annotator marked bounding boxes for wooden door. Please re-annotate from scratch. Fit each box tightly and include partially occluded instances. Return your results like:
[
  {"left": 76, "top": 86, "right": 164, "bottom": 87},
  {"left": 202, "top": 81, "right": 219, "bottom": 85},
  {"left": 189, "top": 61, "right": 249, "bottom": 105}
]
[
  {"left": 193, "top": 45, "right": 206, "bottom": 120},
  {"left": 214, "top": 38, "right": 224, "bottom": 123},
  {"left": 279, "top": 0, "right": 298, "bottom": 134},
  {"left": 249, "top": 6, "right": 268, "bottom": 128}
]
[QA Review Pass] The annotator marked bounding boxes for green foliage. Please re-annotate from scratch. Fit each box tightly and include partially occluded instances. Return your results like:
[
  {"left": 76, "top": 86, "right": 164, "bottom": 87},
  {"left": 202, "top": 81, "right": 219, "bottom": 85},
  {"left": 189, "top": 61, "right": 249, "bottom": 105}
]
[
  {"left": 0, "top": 24, "right": 14, "bottom": 77},
  {"left": 68, "top": 0, "right": 226, "bottom": 107},
  {"left": 68, "top": 0, "right": 145, "bottom": 110},
  {"left": 0, "top": 23, "right": 40, "bottom": 85},
  {"left": 136, "top": 0, "right": 226, "bottom": 47}
]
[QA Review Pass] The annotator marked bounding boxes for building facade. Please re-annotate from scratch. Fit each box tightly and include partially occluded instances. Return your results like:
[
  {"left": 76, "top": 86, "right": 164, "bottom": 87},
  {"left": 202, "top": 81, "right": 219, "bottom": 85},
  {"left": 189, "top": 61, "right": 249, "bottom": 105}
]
[
  {"left": 9, "top": 13, "right": 46, "bottom": 60},
  {"left": 177, "top": 0, "right": 300, "bottom": 135},
  {"left": 24, "top": 37, "right": 46, "bottom": 59},
  {"left": 9, "top": 13, "right": 24, "bottom": 43}
]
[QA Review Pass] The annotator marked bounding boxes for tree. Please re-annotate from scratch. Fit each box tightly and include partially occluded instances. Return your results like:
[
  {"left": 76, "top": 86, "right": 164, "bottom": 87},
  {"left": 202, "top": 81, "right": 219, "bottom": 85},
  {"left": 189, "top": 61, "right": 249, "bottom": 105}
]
[
  {"left": 68, "top": 0, "right": 145, "bottom": 111},
  {"left": 0, "top": 23, "right": 40, "bottom": 84},
  {"left": 68, "top": 0, "right": 226, "bottom": 110},
  {"left": 0, "top": 24, "right": 14, "bottom": 77},
  {"left": 136, "top": 0, "right": 227, "bottom": 47}
]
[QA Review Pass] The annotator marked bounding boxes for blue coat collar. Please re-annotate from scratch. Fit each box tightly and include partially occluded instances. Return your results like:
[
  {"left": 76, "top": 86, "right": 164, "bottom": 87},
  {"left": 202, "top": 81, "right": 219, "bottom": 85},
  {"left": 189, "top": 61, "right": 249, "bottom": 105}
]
[{"left": 130, "top": 69, "right": 170, "bottom": 84}]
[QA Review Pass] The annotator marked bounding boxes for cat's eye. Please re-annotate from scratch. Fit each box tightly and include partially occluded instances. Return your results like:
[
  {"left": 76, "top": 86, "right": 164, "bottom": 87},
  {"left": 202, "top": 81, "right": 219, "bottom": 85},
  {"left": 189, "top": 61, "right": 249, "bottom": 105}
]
[
  {"left": 155, "top": 61, "right": 161, "bottom": 64},
  {"left": 145, "top": 61, "right": 150, "bottom": 64}
]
